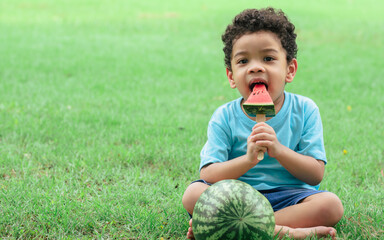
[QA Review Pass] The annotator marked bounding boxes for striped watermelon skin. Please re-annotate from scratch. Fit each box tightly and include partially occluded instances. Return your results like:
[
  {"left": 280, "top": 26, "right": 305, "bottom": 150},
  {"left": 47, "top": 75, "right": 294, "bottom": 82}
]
[{"left": 192, "top": 180, "right": 275, "bottom": 240}]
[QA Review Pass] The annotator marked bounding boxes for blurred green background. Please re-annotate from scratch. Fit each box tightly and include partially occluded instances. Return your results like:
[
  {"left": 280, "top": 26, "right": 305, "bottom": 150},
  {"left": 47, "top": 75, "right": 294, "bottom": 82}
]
[{"left": 0, "top": 0, "right": 383, "bottom": 239}]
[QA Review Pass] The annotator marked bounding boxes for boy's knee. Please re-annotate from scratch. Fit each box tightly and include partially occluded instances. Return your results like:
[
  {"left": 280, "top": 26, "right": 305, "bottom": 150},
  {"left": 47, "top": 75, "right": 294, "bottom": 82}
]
[
  {"left": 317, "top": 192, "right": 344, "bottom": 225},
  {"left": 330, "top": 193, "right": 344, "bottom": 222},
  {"left": 182, "top": 182, "right": 210, "bottom": 215},
  {"left": 181, "top": 186, "right": 194, "bottom": 213}
]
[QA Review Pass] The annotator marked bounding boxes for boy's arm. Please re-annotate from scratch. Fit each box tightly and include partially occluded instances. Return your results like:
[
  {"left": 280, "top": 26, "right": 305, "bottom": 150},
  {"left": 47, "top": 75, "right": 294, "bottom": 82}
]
[
  {"left": 201, "top": 132, "right": 324, "bottom": 185},
  {"left": 274, "top": 145, "right": 325, "bottom": 186},
  {"left": 252, "top": 122, "right": 325, "bottom": 186},
  {"left": 200, "top": 156, "right": 254, "bottom": 183},
  {"left": 200, "top": 133, "right": 266, "bottom": 183}
]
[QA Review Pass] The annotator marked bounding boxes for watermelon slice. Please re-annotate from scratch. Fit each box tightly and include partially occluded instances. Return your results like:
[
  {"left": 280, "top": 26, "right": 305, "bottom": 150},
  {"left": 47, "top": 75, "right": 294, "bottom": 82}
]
[
  {"left": 243, "top": 84, "right": 275, "bottom": 160},
  {"left": 243, "top": 84, "right": 275, "bottom": 118}
]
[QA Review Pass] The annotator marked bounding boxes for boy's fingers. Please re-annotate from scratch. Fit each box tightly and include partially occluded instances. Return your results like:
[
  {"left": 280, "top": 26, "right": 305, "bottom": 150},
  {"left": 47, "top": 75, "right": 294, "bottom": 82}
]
[
  {"left": 252, "top": 123, "right": 261, "bottom": 130},
  {"left": 250, "top": 132, "right": 272, "bottom": 142},
  {"left": 253, "top": 146, "right": 267, "bottom": 154},
  {"left": 252, "top": 122, "right": 267, "bottom": 130},
  {"left": 252, "top": 124, "right": 274, "bottom": 134},
  {"left": 259, "top": 146, "right": 267, "bottom": 152},
  {"left": 255, "top": 140, "right": 272, "bottom": 149}
]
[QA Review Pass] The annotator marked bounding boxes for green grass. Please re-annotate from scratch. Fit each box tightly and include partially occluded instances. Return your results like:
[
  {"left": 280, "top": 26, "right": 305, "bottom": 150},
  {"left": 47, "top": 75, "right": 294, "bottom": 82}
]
[{"left": 0, "top": 0, "right": 383, "bottom": 239}]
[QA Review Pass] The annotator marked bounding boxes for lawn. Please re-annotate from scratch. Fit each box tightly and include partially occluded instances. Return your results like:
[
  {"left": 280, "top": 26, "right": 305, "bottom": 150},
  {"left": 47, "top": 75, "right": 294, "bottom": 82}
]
[{"left": 0, "top": 0, "right": 383, "bottom": 239}]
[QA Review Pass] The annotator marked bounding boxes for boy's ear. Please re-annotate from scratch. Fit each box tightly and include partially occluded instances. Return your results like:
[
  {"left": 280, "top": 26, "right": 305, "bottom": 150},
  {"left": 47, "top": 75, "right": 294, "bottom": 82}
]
[
  {"left": 285, "top": 58, "right": 298, "bottom": 83},
  {"left": 226, "top": 68, "right": 236, "bottom": 89}
]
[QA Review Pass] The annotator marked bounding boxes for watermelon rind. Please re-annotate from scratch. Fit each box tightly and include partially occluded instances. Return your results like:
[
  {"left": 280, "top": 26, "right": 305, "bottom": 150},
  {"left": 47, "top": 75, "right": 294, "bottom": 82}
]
[
  {"left": 243, "top": 104, "right": 275, "bottom": 118},
  {"left": 192, "top": 179, "right": 275, "bottom": 240},
  {"left": 243, "top": 84, "right": 276, "bottom": 118}
]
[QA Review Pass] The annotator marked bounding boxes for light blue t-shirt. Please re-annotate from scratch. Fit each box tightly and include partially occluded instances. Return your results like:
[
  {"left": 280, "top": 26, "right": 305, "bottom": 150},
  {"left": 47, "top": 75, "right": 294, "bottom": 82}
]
[{"left": 200, "top": 91, "right": 326, "bottom": 190}]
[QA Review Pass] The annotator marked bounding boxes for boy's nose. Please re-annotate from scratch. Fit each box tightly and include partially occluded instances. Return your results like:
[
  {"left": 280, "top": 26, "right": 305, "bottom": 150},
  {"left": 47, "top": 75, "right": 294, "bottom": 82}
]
[{"left": 247, "top": 62, "right": 265, "bottom": 74}]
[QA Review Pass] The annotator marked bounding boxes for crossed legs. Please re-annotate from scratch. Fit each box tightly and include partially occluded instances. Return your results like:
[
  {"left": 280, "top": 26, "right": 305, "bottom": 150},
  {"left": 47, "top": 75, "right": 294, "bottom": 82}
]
[{"left": 182, "top": 182, "right": 344, "bottom": 239}]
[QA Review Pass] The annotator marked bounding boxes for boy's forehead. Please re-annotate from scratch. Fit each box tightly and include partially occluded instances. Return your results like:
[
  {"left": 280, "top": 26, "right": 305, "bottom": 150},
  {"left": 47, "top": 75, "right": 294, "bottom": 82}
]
[{"left": 232, "top": 31, "right": 283, "bottom": 54}]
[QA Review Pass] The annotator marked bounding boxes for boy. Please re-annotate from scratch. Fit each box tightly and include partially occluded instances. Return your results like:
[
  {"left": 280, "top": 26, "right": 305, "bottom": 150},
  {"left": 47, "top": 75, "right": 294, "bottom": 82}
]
[{"left": 182, "top": 8, "right": 344, "bottom": 239}]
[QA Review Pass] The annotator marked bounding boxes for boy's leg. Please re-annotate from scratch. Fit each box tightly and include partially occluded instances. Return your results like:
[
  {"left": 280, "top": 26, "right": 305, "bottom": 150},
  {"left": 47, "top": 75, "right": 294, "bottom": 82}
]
[
  {"left": 182, "top": 181, "right": 210, "bottom": 239},
  {"left": 274, "top": 225, "right": 337, "bottom": 239},
  {"left": 182, "top": 181, "right": 210, "bottom": 215},
  {"left": 187, "top": 217, "right": 337, "bottom": 240},
  {"left": 182, "top": 185, "right": 343, "bottom": 240},
  {"left": 272, "top": 192, "right": 343, "bottom": 239},
  {"left": 275, "top": 192, "right": 344, "bottom": 228}
]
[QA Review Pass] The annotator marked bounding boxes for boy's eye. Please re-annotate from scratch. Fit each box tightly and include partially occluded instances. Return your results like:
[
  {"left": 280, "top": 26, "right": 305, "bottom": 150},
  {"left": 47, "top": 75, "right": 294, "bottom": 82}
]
[
  {"left": 264, "top": 56, "right": 274, "bottom": 61},
  {"left": 238, "top": 59, "right": 248, "bottom": 64}
]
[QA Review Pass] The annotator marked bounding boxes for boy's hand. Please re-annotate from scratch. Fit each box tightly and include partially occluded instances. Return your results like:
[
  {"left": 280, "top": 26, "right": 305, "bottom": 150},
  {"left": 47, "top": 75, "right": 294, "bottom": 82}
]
[
  {"left": 248, "top": 122, "right": 283, "bottom": 159},
  {"left": 247, "top": 126, "right": 267, "bottom": 163}
]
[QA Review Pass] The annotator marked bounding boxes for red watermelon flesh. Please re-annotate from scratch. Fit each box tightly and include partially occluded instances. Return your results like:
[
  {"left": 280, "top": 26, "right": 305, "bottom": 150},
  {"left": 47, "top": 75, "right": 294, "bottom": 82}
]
[{"left": 243, "top": 84, "right": 275, "bottom": 117}]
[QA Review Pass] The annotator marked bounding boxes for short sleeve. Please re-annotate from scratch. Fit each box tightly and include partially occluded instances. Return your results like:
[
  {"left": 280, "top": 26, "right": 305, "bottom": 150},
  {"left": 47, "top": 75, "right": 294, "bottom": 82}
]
[
  {"left": 199, "top": 110, "right": 232, "bottom": 170},
  {"left": 297, "top": 105, "right": 327, "bottom": 163}
]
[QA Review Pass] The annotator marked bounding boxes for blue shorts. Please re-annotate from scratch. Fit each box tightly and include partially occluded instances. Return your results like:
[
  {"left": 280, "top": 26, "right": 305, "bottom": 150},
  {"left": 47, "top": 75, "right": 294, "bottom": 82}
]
[{"left": 190, "top": 179, "right": 326, "bottom": 212}]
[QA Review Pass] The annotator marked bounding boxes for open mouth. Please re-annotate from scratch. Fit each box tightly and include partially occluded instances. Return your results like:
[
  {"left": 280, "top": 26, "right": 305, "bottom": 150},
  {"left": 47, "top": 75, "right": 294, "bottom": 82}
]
[{"left": 249, "top": 82, "right": 268, "bottom": 91}]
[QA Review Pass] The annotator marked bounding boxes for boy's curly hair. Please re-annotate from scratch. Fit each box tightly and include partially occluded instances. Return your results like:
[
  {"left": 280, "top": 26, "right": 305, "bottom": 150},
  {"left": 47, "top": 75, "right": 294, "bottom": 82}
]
[{"left": 222, "top": 8, "right": 297, "bottom": 71}]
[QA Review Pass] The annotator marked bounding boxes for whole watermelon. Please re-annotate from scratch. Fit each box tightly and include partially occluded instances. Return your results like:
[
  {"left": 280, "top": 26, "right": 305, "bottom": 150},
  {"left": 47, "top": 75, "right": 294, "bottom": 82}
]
[{"left": 192, "top": 179, "right": 275, "bottom": 240}]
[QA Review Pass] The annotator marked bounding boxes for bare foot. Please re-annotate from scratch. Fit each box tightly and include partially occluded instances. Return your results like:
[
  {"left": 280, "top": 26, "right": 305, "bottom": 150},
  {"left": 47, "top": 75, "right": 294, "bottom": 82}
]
[
  {"left": 187, "top": 219, "right": 336, "bottom": 240},
  {"left": 275, "top": 225, "right": 337, "bottom": 239},
  {"left": 186, "top": 219, "right": 194, "bottom": 239}
]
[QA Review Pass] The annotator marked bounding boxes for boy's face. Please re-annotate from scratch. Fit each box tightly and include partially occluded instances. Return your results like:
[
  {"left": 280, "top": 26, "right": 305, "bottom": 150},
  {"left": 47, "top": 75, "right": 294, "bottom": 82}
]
[{"left": 226, "top": 31, "right": 297, "bottom": 113}]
